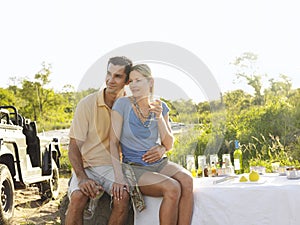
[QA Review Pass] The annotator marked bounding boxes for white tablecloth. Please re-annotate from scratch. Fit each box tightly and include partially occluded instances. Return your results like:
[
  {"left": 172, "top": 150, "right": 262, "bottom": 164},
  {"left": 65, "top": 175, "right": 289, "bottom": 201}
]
[{"left": 134, "top": 174, "right": 300, "bottom": 225}]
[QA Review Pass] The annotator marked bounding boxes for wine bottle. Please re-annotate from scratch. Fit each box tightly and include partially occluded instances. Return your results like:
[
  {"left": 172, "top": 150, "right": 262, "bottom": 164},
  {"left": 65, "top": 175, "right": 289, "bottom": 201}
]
[{"left": 233, "top": 140, "right": 243, "bottom": 174}]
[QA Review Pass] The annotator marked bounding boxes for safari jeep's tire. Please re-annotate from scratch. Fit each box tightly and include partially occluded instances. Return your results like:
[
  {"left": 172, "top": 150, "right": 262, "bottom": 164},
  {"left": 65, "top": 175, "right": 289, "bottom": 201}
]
[
  {"left": 40, "top": 160, "right": 59, "bottom": 200},
  {"left": 0, "top": 164, "right": 14, "bottom": 221}
]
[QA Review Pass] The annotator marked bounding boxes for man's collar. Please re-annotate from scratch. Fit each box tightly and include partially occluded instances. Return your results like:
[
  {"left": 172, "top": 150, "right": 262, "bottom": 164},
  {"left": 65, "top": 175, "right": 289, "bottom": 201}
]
[
  {"left": 97, "top": 89, "right": 106, "bottom": 106},
  {"left": 97, "top": 88, "right": 125, "bottom": 108}
]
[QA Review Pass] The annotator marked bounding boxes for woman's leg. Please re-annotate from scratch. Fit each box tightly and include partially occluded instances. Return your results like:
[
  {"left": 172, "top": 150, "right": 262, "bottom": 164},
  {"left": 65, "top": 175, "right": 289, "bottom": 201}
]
[
  {"left": 160, "top": 162, "right": 194, "bottom": 225},
  {"left": 138, "top": 172, "right": 181, "bottom": 225}
]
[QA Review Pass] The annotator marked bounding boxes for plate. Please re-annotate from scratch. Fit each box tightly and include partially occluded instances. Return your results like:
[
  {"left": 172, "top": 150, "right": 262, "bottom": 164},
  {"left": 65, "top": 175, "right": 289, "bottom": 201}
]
[
  {"left": 287, "top": 176, "right": 300, "bottom": 180},
  {"left": 213, "top": 176, "right": 237, "bottom": 184},
  {"left": 232, "top": 177, "right": 266, "bottom": 184},
  {"left": 216, "top": 174, "right": 228, "bottom": 177}
]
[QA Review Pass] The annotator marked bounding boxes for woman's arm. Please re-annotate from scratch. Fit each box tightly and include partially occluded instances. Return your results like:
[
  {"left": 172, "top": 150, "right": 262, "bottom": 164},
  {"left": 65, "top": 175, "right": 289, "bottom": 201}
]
[
  {"left": 110, "top": 110, "right": 129, "bottom": 200},
  {"left": 150, "top": 100, "right": 174, "bottom": 150},
  {"left": 157, "top": 113, "right": 174, "bottom": 150},
  {"left": 141, "top": 114, "right": 173, "bottom": 163}
]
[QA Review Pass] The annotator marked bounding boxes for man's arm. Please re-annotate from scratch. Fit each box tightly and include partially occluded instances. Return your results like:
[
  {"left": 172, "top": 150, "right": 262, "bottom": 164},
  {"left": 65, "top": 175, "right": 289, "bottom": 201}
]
[
  {"left": 110, "top": 110, "right": 129, "bottom": 200},
  {"left": 68, "top": 138, "right": 86, "bottom": 179},
  {"left": 68, "top": 138, "right": 102, "bottom": 198}
]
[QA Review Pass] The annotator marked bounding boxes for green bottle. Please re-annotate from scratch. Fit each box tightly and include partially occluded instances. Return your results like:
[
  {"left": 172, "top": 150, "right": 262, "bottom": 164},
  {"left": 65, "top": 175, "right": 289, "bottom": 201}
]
[{"left": 233, "top": 140, "right": 243, "bottom": 174}]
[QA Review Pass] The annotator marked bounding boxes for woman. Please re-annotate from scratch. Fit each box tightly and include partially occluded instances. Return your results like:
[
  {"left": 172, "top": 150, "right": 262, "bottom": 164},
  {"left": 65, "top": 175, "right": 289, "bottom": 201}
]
[{"left": 110, "top": 64, "right": 193, "bottom": 225}]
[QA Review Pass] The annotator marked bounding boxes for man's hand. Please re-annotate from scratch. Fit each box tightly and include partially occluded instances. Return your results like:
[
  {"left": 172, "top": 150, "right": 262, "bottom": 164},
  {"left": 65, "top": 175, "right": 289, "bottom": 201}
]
[
  {"left": 142, "top": 145, "right": 166, "bottom": 163},
  {"left": 78, "top": 178, "right": 103, "bottom": 198}
]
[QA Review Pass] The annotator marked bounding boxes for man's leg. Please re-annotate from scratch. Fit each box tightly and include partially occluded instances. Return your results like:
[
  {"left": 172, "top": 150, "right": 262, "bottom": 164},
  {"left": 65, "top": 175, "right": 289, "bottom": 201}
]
[
  {"left": 65, "top": 171, "right": 90, "bottom": 225},
  {"left": 91, "top": 166, "right": 131, "bottom": 225},
  {"left": 65, "top": 190, "right": 89, "bottom": 225},
  {"left": 108, "top": 191, "right": 130, "bottom": 225}
]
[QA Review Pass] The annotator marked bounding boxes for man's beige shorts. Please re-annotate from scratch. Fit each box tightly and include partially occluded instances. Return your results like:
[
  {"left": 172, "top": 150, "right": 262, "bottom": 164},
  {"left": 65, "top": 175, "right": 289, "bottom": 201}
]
[{"left": 68, "top": 165, "right": 115, "bottom": 199}]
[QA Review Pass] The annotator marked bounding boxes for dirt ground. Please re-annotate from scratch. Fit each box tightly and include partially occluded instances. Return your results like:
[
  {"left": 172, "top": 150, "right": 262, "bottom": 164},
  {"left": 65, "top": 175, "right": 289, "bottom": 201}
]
[{"left": 11, "top": 177, "right": 69, "bottom": 225}]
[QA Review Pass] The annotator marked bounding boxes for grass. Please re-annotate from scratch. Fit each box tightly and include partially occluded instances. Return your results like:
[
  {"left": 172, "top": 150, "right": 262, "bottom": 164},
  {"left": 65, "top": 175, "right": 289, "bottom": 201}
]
[{"left": 59, "top": 147, "right": 72, "bottom": 176}]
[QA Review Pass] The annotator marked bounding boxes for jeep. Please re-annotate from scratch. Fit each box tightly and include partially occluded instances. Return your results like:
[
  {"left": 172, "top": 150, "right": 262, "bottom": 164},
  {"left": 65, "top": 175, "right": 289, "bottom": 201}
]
[{"left": 0, "top": 106, "right": 61, "bottom": 221}]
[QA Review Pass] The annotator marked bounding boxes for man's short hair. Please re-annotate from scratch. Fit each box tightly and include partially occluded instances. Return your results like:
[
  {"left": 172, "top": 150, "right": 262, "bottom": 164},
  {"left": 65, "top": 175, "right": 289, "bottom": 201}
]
[{"left": 107, "top": 56, "right": 133, "bottom": 81}]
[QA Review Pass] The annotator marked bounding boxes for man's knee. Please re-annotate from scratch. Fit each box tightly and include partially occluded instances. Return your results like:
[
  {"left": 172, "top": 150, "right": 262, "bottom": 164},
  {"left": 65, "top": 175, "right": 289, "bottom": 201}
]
[
  {"left": 112, "top": 191, "right": 130, "bottom": 213},
  {"left": 68, "top": 190, "right": 89, "bottom": 210}
]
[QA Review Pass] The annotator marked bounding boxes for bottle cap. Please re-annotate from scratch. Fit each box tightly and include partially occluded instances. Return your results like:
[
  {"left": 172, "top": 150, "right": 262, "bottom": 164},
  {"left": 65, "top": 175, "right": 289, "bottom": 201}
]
[{"left": 234, "top": 140, "right": 239, "bottom": 149}]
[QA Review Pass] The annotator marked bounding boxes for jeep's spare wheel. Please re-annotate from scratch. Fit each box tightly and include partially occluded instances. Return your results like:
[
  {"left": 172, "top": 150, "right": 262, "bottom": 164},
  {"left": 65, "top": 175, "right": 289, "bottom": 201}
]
[{"left": 0, "top": 164, "right": 14, "bottom": 220}]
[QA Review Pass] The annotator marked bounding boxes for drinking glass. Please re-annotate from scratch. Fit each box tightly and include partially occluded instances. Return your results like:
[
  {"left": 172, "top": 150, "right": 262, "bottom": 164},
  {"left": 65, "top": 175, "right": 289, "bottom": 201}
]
[
  {"left": 210, "top": 154, "right": 218, "bottom": 166},
  {"left": 198, "top": 155, "right": 206, "bottom": 177},
  {"left": 271, "top": 162, "right": 280, "bottom": 173},
  {"left": 83, "top": 191, "right": 104, "bottom": 220},
  {"left": 186, "top": 155, "right": 195, "bottom": 171},
  {"left": 222, "top": 154, "right": 232, "bottom": 167}
]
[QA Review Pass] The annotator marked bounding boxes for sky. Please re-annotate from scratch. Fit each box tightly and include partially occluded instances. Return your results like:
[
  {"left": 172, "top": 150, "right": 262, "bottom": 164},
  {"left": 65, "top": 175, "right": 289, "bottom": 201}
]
[{"left": 1, "top": 0, "right": 299, "bottom": 103}]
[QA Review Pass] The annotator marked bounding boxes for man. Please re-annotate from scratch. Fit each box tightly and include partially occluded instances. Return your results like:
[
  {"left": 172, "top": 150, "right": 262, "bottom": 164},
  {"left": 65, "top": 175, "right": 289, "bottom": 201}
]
[{"left": 65, "top": 56, "right": 133, "bottom": 225}]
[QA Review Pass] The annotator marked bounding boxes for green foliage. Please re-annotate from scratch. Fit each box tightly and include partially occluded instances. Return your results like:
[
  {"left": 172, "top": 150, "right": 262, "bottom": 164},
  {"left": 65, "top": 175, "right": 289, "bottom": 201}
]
[
  {"left": 1, "top": 63, "right": 98, "bottom": 131},
  {"left": 0, "top": 88, "right": 16, "bottom": 105},
  {"left": 59, "top": 147, "right": 72, "bottom": 174},
  {"left": 243, "top": 134, "right": 300, "bottom": 173},
  {"left": 287, "top": 136, "right": 300, "bottom": 160},
  {"left": 2, "top": 56, "right": 300, "bottom": 174},
  {"left": 170, "top": 99, "right": 199, "bottom": 123},
  {"left": 232, "top": 52, "right": 264, "bottom": 105},
  {"left": 167, "top": 126, "right": 200, "bottom": 167}
]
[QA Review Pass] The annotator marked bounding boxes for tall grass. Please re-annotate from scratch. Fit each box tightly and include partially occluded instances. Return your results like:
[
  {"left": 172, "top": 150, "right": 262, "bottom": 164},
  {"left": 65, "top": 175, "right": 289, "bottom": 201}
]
[{"left": 59, "top": 147, "right": 72, "bottom": 176}]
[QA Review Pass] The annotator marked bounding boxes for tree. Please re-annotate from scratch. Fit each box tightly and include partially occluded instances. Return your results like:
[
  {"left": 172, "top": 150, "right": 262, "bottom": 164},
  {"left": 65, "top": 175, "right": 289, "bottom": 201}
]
[
  {"left": 265, "top": 74, "right": 292, "bottom": 101},
  {"left": 0, "top": 88, "right": 16, "bottom": 105},
  {"left": 17, "top": 63, "right": 57, "bottom": 124},
  {"left": 223, "top": 89, "right": 252, "bottom": 111},
  {"left": 232, "top": 52, "right": 265, "bottom": 105},
  {"left": 172, "top": 99, "right": 198, "bottom": 123}
]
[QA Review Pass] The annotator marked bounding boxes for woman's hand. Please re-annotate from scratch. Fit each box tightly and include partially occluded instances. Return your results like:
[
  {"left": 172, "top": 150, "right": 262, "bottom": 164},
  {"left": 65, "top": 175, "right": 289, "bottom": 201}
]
[
  {"left": 142, "top": 145, "right": 166, "bottom": 163},
  {"left": 150, "top": 99, "right": 163, "bottom": 119},
  {"left": 111, "top": 180, "right": 129, "bottom": 201}
]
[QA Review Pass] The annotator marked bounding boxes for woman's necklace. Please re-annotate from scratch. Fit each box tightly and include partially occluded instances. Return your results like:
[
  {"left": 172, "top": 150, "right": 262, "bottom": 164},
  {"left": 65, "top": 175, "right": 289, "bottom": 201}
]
[
  {"left": 133, "top": 97, "right": 154, "bottom": 128},
  {"left": 133, "top": 98, "right": 149, "bottom": 118}
]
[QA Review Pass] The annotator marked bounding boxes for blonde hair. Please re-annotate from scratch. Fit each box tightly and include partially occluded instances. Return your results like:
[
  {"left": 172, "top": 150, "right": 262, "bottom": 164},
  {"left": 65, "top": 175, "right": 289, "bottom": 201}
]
[{"left": 131, "top": 64, "right": 154, "bottom": 97}]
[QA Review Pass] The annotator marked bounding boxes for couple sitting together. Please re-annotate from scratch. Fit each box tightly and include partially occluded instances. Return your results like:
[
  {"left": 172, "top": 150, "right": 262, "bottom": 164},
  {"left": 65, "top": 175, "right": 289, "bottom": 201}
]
[{"left": 65, "top": 56, "right": 194, "bottom": 225}]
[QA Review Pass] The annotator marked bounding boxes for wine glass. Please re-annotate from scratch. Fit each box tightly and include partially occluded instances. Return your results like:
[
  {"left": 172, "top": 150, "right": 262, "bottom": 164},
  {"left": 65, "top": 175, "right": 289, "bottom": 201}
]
[{"left": 149, "top": 95, "right": 161, "bottom": 118}]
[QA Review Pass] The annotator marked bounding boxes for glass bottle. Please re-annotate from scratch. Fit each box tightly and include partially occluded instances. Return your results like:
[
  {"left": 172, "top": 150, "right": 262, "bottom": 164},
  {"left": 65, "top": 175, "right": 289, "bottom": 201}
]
[
  {"left": 204, "top": 164, "right": 209, "bottom": 177},
  {"left": 197, "top": 165, "right": 203, "bottom": 177},
  {"left": 233, "top": 140, "right": 243, "bottom": 174},
  {"left": 191, "top": 165, "right": 197, "bottom": 178},
  {"left": 211, "top": 161, "right": 217, "bottom": 177}
]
